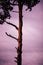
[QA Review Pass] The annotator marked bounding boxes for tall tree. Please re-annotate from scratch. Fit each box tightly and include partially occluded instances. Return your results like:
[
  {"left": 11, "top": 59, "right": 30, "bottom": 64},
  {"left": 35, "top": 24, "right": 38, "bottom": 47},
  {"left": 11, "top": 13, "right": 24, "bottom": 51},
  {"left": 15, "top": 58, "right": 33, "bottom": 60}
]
[{"left": 0, "top": 0, "right": 40, "bottom": 65}]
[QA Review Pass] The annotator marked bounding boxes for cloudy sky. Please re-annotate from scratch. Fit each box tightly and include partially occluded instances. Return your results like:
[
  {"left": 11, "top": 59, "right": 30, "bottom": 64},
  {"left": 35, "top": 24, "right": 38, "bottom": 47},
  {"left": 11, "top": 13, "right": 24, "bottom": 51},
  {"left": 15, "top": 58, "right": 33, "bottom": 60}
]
[
  {"left": 0, "top": 0, "right": 43, "bottom": 52},
  {"left": 0, "top": 1, "right": 43, "bottom": 65}
]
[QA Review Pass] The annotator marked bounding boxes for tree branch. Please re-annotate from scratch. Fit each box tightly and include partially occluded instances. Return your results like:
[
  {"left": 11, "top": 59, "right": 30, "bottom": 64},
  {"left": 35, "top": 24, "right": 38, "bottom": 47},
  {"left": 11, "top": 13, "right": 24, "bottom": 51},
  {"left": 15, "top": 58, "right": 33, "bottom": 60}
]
[
  {"left": 15, "top": 57, "right": 18, "bottom": 60},
  {"left": 5, "top": 32, "right": 18, "bottom": 41},
  {"left": 12, "top": 11, "right": 19, "bottom": 13},
  {"left": 5, "top": 21, "right": 18, "bottom": 30},
  {"left": 14, "top": 60, "right": 18, "bottom": 63}
]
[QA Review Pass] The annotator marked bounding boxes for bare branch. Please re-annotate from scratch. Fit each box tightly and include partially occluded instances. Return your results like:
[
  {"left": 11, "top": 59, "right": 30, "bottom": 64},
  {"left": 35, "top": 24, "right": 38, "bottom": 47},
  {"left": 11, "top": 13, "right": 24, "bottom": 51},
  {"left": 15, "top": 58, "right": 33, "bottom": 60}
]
[
  {"left": 12, "top": 11, "right": 19, "bottom": 13},
  {"left": 14, "top": 60, "right": 18, "bottom": 63},
  {"left": 25, "top": 7, "right": 32, "bottom": 11},
  {"left": 5, "top": 32, "right": 18, "bottom": 41},
  {"left": 15, "top": 57, "right": 18, "bottom": 60},
  {"left": 5, "top": 21, "right": 18, "bottom": 30},
  {"left": 15, "top": 47, "right": 18, "bottom": 50}
]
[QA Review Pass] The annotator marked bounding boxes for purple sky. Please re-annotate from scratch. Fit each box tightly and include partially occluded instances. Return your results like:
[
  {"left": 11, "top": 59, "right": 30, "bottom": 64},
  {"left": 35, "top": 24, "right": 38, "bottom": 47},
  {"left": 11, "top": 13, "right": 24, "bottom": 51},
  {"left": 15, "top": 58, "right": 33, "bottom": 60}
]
[{"left": 0, "top": 0, "right": 43, "bottom": 52}]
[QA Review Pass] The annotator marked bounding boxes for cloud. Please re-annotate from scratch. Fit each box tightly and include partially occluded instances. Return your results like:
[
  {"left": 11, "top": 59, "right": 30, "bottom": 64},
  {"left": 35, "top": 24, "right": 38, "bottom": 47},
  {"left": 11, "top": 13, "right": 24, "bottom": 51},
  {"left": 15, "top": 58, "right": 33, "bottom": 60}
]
[
  {"left": 37, "top": 59, "right": 43, "bottom": 65},
  {"left": 41, "top": 0, "right": 43, "bottom": 4},
  {"left": 0, "top": 58, "right": 9, "bottom": 64}
]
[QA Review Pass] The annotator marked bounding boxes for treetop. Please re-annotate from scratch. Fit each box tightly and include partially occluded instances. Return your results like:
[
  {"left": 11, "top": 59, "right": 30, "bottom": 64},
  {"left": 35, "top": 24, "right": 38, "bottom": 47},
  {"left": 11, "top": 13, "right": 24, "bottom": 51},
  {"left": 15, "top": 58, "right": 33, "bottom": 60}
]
[{"left": 0, "top": 0, "right": 40, "bottom": 24}]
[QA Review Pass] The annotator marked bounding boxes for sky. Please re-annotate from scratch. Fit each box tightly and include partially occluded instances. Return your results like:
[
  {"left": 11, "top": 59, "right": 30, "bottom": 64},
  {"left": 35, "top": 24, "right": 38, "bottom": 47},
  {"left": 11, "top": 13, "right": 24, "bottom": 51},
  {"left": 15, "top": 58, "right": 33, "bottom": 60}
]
[
  {"left": 0, "top": 0, "right": 43, "bottom": 65},
  {"left": 0, "top": 0, "right": 43, "bottom": 52}
]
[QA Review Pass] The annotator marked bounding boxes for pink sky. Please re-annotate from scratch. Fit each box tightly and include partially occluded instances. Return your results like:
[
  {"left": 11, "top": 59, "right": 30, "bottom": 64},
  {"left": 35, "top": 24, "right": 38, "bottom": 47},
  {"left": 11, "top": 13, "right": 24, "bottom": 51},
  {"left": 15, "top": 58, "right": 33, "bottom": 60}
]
[{"left": 0, "top": 0, "right": 43, "bottom": 52}]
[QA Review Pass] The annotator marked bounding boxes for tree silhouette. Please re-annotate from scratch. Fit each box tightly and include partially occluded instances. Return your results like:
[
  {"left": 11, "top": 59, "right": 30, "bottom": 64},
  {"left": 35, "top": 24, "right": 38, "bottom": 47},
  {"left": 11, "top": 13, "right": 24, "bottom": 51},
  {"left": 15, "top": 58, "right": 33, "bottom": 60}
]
[{"left": 0, "top": 0, "right": 40, "bottom": 65}]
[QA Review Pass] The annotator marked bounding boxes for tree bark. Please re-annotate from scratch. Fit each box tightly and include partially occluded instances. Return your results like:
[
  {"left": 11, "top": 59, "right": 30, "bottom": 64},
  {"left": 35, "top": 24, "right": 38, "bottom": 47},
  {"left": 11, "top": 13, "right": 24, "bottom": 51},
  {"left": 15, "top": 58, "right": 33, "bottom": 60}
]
[{"left": 17, "top": 3, "right": 23, "bottom": 65}]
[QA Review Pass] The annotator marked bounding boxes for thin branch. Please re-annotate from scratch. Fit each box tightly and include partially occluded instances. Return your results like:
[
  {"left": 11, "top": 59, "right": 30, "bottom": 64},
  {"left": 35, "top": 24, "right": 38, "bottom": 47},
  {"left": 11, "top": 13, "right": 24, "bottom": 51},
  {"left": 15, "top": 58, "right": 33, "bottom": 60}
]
[
  {"left": 15, "top": 47, "right": 18, "bottom": 50},
  {"left": 25, "top": 7, "right": 32, "bottom": 11},
  {"left": 15, "top": 57, "right": 18, "bottom": 60},
  {"left": 12, "top": 11, "right": 19, "bottom": 13},
  {"left": 14, "top": 60, "right": 18, "bottom": 63},
  {"left": 5, "top": 21, "right": 18, "bottom": 30},
  {"left": 5, "top": 32, "right": 18, "bottom": 41}
]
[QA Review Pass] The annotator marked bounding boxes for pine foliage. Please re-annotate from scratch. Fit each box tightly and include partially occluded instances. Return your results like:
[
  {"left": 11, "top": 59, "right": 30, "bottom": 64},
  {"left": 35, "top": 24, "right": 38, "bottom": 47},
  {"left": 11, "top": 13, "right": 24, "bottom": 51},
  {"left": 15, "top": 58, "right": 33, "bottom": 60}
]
[{"left": 0, "top": 0, "right": 40, "bottom": 24}]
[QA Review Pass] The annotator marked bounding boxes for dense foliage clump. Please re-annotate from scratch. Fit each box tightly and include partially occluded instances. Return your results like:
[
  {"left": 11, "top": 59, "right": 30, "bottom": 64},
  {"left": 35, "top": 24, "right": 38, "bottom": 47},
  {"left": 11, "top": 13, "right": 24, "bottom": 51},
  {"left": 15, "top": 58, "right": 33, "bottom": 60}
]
[{"left": 0, "top": 0, "right": 40, "bottom": 24}]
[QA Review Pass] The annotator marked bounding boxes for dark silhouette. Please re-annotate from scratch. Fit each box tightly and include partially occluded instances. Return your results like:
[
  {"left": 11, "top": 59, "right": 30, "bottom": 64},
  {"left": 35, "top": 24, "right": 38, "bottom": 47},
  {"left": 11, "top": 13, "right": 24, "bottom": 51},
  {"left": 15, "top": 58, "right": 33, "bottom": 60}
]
[{"left": 0, "top": 0, "right": 40, "bottom": 65}]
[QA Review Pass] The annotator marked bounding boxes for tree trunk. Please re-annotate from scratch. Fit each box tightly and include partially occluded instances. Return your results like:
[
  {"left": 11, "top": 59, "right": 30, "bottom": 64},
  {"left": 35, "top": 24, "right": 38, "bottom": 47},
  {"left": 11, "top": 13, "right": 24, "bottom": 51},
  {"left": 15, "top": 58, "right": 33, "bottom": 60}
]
[{"left": 17, "top": 3, "right": 23, "bottom": 65}]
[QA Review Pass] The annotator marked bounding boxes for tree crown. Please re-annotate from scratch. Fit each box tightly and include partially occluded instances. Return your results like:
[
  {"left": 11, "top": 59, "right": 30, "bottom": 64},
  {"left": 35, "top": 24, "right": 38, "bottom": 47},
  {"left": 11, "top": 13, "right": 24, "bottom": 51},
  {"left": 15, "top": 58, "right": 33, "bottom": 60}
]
[{"left": 0, "top": 0, "right": 40, "bottom": 24}]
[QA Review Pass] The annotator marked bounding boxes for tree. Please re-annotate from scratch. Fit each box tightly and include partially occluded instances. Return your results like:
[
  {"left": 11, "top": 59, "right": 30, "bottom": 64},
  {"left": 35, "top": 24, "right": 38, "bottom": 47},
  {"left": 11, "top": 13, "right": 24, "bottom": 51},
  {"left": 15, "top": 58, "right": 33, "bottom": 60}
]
[{"left": 0, "top": 0, "right": 40, "bottom": 65}]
